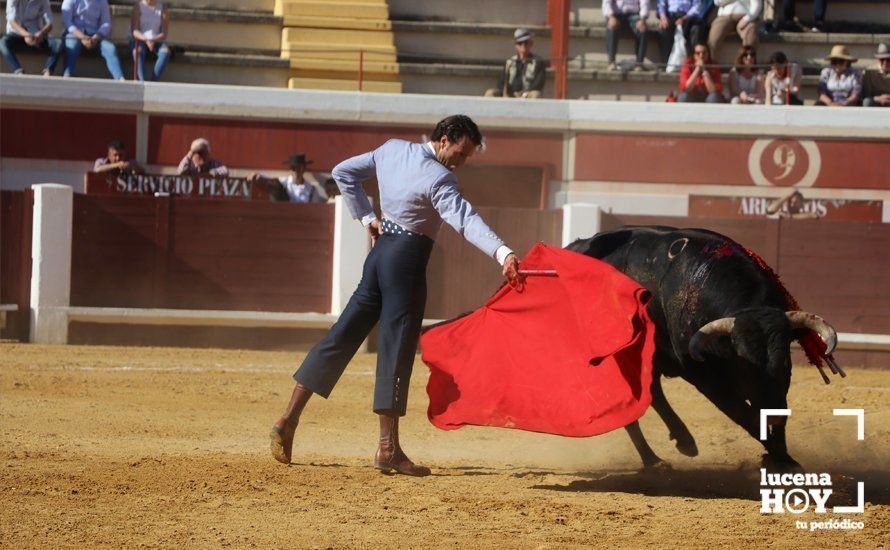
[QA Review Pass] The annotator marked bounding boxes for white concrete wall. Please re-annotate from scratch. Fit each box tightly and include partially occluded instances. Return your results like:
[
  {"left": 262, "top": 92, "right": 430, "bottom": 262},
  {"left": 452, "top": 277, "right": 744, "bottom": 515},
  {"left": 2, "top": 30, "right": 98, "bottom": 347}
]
[
  {"left": 331, "top": 196, "right": 370, "bottom": 315},
  {"left": 29, "top": 184, "right": 73, "bottom": 344}
]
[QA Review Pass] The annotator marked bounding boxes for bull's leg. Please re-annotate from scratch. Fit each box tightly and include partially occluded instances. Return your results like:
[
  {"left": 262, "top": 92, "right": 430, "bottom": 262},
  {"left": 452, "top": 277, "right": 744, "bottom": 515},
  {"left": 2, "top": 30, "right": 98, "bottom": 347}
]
[
  {"left": 624, "top": 420, "right": 668, "bottom": 469},
  {"left": 650, "top": 375, "right": 698, "bottom": 457},
  {"left": 688, "top": 377, "right": 799, "bottom": 466}
]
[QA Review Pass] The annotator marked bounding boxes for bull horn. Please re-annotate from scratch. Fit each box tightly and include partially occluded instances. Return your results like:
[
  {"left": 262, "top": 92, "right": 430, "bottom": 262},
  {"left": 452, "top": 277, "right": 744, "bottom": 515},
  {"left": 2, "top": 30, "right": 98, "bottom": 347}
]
[
  {"left": 786, "top": 311, "right": 838, "bottom": 355},
  {"left": 689, "top": 317, "right": 735, "bottom": 362}
]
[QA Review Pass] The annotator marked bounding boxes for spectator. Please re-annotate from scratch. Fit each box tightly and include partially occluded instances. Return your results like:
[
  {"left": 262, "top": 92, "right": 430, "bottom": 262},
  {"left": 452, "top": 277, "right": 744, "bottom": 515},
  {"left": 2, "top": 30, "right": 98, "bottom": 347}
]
[
  {"left": 780, "top": 0, "right": 826, "bottom": 33},
  {"left": 603, "top": 0, "right": 650, "bottom": 71},
  {"left": 862, "top": 43, "right": 890, "bottom": 107},
  {"left": 764, "top": 51, "right": 803, "bottom": 105},
  {"left": 177, "top": 138, "right": 228, "bottom": 177},
  {"left": 657, "top": 0, "right": 705, "bottom": 68},
  {"left": 61, "top": 0, "right": 124, "bottom": 80},
  {"left": 816, "top": 45, "right": 861, "bottom": 107},
  {"left": 248, "top": 153, "right": 324, "bottom": 203},
  {"left": 0, "top": 0, "right": 62, "bottom": 76},
  {"left": 130, "top": 0, "right": 170, "bottom": 82},
  {"left": 728, "top": 45, "right": 764, "bottom": 104},
  {"left": 484, "top": 28, "right": 546, "bottom": 98},
  {"left": 767, "top": 189, "right": 818, "bottom": 219},
  {"left": 708, "top": 0, "right": 760, "bottom": 58},
  {"left": 93, "top": 140, "right": 144, "bottom": 175},
  {"left": 678, "top": 43, "right": 724, "bottom": 102}
]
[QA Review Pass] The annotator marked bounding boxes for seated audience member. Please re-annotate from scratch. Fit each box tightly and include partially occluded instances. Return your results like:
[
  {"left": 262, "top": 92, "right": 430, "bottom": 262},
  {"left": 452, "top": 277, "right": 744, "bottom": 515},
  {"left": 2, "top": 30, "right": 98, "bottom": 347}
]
[
  {"left": 602, "top": 0, "right": 650, "bottom": 71},
  {"left": 728, "top": 45, "right": 763, "bottom": 103},
  {"left": 657, "top": 0, "right": 705, "bottom": 67},
  {"left": 816, "top": 45, "right": 861, "bottom": 106},
  {"left": 863, "top": 43, "right": 890, "bottom": 107},
  {"left": 767, "top": 188, "right": 818, "bottom": 220},
  {"left": 764, "top": 51, "right": 803, "bottom": 105},
  {"left": 484, "top": 28, "right": 546, "bottom": 98},
  {"left": 248, "top": 153, "right": 324, "bottom": 203},
  {"left": 61, "top": 0, "right": 125, "bottom": 80},
  {"left": 178, "top": 138, "right": 228, "bottom": 177},
  {"left": 131, "top": 0, "right": 170, "bottom": 82},
  {"left": 323, "top": 177, "right": 340, "bottom": 203},
  {"left": 678, "top": 43, "right": 724, "bottom": 102},
  {"left": 0, "top": 0, "right": 62, "bottom": 75},
  {"left": 780, "top": 0, "right": 826, "bottom": 33},
  {"left": 93, "top": 140, "right": 144, "bottom": 175},
  {"left": 708, "top": 0, "right": 760, "bottom": 58}
]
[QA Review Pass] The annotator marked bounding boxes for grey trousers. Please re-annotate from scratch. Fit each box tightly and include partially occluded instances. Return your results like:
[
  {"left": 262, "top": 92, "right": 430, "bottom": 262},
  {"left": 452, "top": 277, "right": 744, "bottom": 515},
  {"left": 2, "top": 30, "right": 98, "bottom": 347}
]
[{"left": 294, "top": 227, "right": 433, "bottom": 416}]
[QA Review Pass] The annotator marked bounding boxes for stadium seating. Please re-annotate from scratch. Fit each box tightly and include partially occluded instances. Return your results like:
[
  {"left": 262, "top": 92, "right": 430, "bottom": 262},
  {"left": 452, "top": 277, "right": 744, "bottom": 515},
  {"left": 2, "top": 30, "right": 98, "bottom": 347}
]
[
  {"left": 277, "top": 0, "right": 401, "bottom": 92},
  {"left": 1, "top": 0, "right": 887, "bottom": 101}
]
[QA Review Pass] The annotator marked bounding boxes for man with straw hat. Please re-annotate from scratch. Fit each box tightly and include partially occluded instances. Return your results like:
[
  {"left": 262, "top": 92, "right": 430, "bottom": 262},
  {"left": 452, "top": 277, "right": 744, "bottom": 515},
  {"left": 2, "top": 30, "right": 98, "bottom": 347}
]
[
  {"left": 816, "top": 45, "right": 862, "bottom": 106},
  {"left": 863, "top": 43, "right": 890, "bottom": 107}
]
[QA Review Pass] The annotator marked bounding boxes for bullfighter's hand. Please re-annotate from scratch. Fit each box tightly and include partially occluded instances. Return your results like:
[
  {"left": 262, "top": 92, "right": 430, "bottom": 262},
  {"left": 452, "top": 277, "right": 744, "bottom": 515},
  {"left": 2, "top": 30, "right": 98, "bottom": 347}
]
[
  {"left": 367, "top": 219, "right": 382, "bottom": 246},
  {"left": 502, "top": 253, "right": 520, "bottom": 283}
]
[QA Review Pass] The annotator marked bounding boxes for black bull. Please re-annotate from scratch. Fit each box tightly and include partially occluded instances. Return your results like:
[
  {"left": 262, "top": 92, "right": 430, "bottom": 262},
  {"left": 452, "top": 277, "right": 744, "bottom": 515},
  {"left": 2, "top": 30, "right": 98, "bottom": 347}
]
[{"left": 566, "top": 226, "right": 841, "bottom": 469}]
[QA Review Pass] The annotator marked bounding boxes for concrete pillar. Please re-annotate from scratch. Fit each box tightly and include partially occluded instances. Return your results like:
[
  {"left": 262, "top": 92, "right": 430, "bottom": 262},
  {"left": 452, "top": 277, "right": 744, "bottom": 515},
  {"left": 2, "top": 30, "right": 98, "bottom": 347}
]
[
  {"left": 561, "top": 203, "right": 602, "bottom": 247},
  {"left": 30, "top": 184, "right": 73, "bottom": 344},
  {"left": 331, "top": 195, "right": 370, "bottom": 315}
]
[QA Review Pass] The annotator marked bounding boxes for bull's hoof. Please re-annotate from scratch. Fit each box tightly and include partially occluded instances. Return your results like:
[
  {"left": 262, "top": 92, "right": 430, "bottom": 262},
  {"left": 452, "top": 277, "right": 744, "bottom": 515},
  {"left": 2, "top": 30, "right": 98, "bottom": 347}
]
[
  {"left": 642, "top": 458, "right": 673, "bottom": 472},
  {"left": 671, "top": 432, "right": 699, "bottom": 457},
  {"left": 760, "top": 453, "right": 803, "bottom": 473}
]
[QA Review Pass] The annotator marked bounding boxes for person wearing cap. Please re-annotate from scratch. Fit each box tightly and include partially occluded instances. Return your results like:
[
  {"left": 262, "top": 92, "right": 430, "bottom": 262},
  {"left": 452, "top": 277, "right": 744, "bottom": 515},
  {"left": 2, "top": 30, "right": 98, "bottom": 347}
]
[
  {"left": 177, "top": 138, "right": 229, "bottom": 177},
  {"left": 816, "top": 45, "right": 862, "bottom": 107},
  {"left": 247, "top": 153, "right": 325, "bottom": 203},
  {"left": 863, "top": 43, "right": 890, "bottom": 107},
  {"left": 0, "top": 0, "right": 63, "bottom": 76},
  {"left": 484, "top": 28, "right": 546, "bottom": 98},
  {"left": 269, "top": 115, "right": 520, "bottom": 477},
  {"left": 603, "top": 0, "right": 650, "bottom": 71}
]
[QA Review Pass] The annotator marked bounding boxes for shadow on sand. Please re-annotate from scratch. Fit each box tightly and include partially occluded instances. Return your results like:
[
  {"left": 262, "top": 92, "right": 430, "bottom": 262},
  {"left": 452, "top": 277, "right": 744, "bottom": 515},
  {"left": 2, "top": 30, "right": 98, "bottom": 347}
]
[{"left": 532, "top": 464, "right": 890, "bottom": 505}]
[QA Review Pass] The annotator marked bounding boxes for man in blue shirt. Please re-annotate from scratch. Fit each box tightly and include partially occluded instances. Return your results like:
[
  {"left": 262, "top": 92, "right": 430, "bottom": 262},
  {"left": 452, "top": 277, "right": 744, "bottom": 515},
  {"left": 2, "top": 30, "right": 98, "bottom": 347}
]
[
  {"left": 0, "top": 0, "right": 63, "bottom": 75},
  {"left": 657, "top": 0, "right": 705, "bottom": 67},
  {"left": 61, "top": 0, "right": 124, "bottom": 80},
  {"left": 270, "top": 115, "right": 521, "bottom": 476}
]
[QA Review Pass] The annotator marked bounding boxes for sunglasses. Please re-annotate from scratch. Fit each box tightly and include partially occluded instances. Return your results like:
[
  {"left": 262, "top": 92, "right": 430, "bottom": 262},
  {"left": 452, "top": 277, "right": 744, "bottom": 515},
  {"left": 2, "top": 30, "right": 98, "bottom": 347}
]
[{"left": 694, "top": 50, "right": 708, "bottom": 56}]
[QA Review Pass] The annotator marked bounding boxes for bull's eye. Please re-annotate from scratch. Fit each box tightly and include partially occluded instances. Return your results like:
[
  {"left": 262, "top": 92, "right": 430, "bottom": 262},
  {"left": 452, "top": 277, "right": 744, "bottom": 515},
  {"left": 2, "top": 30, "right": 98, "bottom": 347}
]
[{"left": 668, "top": 238, "right": 689, "bottom": 260}]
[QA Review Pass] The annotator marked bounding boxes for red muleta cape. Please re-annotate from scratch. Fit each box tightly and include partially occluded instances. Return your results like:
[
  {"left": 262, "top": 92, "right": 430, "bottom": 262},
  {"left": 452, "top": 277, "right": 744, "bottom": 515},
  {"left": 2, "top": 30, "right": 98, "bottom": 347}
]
[{"left": 421, "top": 243, "right": 656, "bottom": 438}]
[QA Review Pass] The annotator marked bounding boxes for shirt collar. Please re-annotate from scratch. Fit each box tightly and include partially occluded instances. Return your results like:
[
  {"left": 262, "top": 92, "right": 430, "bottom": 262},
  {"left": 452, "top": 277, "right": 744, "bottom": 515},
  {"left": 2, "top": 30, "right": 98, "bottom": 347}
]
[{"left": 425, "top": 141, "right": 438, "bottom": 158}]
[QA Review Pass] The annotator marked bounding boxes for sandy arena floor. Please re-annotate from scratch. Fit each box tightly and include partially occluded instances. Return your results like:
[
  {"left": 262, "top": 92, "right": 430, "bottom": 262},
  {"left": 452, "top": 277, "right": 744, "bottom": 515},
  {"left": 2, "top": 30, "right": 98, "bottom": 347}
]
[{"left": 0, "top": 344, "right": 887, "bottom": 548}]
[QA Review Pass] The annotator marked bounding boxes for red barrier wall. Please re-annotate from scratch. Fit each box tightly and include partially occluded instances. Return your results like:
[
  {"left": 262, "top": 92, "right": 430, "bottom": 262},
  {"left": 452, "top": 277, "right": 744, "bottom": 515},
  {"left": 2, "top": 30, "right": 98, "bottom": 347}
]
[
  {"left": 0, "top": 109, "right": 137, "bottom": 161},
  {"left": 0, "top": 190, "right": 33, "bottom": 341},
  {"left": 70, "top": 195, "right": 334, "bottom": 313}
]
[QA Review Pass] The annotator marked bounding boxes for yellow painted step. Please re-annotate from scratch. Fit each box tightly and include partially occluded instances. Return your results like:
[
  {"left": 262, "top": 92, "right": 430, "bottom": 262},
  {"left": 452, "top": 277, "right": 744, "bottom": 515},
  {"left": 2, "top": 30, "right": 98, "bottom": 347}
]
[
  {"left": 289, "top": 77, "right": 401, "bottom": 93},
  {"left": 290, "top": 57, "right": 399, "bottom": 75},
  {"left": 277, "top": 2, "right": 389, "bottom": 19},
  {"left": 281, "top": 44, "right": 396, "bottom": 62},
  {"left": 282, "top": 27, "right": 394, "bottom": 47},
  {"left": 282, "top": 15, "right": 391, "bottom": 31},
  {"left": 275, "top": 0, "right": 386, "bottom": 13}
]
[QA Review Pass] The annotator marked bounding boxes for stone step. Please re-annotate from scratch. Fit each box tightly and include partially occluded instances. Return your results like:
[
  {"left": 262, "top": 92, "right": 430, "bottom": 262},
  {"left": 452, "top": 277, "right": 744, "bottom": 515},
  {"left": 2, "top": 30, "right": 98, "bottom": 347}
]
[
  {"left": 282, "top": 27, "right": 395, "bottom": 46},
  {"left": 281, "top": 44, "right": 397, "bottom": 62},
  {"left": 282, "top": 15, "right": 392, "bottom": 31}
]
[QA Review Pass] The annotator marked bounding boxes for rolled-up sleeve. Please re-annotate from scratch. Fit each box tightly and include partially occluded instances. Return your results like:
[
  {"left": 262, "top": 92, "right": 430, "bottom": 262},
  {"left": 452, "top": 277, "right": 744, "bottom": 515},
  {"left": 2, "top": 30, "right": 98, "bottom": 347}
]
[
  {"left": 97, "top": 1, "right": 111, "bottom": 37},
  {"left": 430, "top": 175, "right": 505, "bottom": 261},
  {"left": 332, "top": 150, "right": 376, "bottom": 221},
  {"left": 602, "top": 0, "right": 615, "bottom": 19}
]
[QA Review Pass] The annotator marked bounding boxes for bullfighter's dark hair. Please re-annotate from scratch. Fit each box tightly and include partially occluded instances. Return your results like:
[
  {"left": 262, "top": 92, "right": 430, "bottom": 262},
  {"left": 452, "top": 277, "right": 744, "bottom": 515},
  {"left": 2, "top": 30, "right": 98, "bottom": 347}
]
[
  {"left": 108, "top": 140, "right": 126, "bottom": 150},
  {"left": 430, "top": 115, "right": 483, "bottom": 148}
]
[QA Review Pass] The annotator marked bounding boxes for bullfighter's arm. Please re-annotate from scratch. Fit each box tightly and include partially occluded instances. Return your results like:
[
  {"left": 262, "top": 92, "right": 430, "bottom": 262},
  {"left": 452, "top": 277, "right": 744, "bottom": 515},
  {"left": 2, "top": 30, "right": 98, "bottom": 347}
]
[{"left": 331, "top": 149, "right": 376, "bottom": 225}]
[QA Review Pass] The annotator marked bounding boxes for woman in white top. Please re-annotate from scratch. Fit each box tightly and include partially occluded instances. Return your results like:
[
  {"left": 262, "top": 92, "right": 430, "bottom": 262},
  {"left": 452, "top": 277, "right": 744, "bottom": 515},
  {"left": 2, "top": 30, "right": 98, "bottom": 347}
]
[
  {"left": 764, "top": 51, "right": 803, "bottom": 105},
  {"left": 728, "top": 45, "right": 764, "bottom": 104},
  {"left": 130, "top": 0, "right": 169, "bottom": 81}
]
